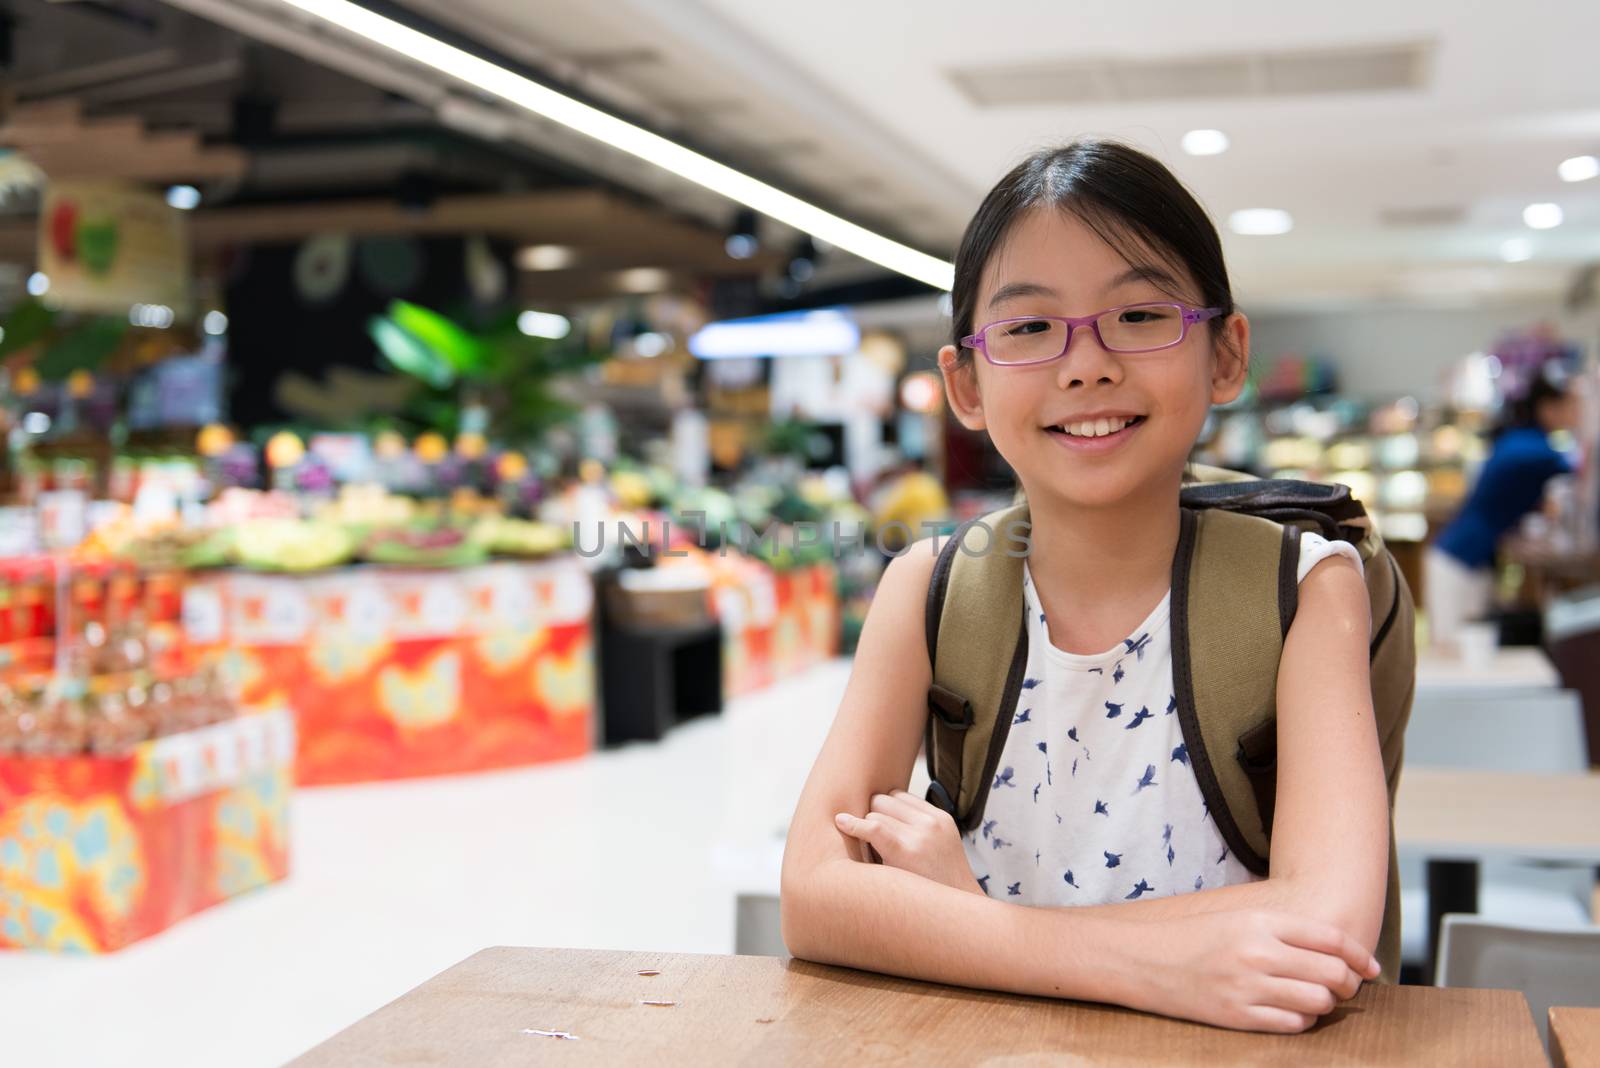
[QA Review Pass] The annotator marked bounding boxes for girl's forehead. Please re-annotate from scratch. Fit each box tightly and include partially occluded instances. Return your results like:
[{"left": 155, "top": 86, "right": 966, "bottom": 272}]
[{"left": 979, "top": 207, "right": 1195, "bottom": 305}]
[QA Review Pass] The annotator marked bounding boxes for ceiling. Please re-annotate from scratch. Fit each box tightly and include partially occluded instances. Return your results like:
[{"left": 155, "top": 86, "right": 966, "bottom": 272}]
[
  {"left": 372, "top": 0, "right": 1600, "bottom": 310},
  {"left": 7, "top": 0, "right": 1598, "bottom": 313},
  {"left": 0, "top": 0, "right": 784, "bottom": 301}
]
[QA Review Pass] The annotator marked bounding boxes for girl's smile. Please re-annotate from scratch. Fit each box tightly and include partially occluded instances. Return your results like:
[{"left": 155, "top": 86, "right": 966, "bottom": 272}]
[{"left": 1043, "top": 412, "right": 1148, "bottom": 454}]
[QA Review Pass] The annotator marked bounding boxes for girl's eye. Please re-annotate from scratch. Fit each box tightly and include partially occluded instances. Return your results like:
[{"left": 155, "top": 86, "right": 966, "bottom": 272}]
[
  {"left": 1118, "top": 307, "right": 1171, "bottom": 324},
  {"left": 1005, "top": 319, "right": 1053, "bottom": 336}
]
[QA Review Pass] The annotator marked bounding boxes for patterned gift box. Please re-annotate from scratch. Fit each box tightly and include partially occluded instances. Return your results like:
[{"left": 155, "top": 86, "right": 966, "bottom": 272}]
[
  {"left": 182, "top": 559, "right": 596, "bottom": 785},
  {"left": 0, "top": 708, "right": 294, "bottom": 953}
]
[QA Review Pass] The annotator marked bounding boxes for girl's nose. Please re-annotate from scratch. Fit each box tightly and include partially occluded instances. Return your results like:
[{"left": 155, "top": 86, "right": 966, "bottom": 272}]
[{"left": 1054, "top": 324, "right": 1124, "bottom": 390}]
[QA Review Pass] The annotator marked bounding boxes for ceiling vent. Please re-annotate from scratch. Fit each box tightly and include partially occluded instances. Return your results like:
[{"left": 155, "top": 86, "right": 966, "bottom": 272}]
[{"left": 950, "top": 41, "right": 1432, "bottom": 107}]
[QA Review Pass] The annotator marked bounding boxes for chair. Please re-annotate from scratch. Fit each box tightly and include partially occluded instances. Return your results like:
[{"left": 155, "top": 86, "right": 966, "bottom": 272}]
[
  {"left": 1546, "top": 587, "right": 1600, "bottom": 767},
  {"left": 1435, "top": 915, "right": 1600, "bottom": 1049},
  {"left": 1399, "top": 688, "right": 1595, "bottom": 969}
]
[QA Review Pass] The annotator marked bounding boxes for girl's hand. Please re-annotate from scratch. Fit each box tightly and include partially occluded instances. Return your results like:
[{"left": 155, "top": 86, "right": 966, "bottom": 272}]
[
  {"left": 834, "top": 791, "right": 983, "bottom": 895},
  {"left": 1115, "top": 909, "right": 1380, "bottom": 1033}
]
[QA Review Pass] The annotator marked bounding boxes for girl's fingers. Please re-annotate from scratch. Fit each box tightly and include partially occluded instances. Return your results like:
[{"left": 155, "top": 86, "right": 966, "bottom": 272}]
[
  {"left": 1270, "top": 946, "right": 1363, "bottom": 1001},
  {"left": 1256, "top": 976, "right": 1338, "bottom": 1018},
  {"left": 890, "top": 789, "right": 952, "bottom": 822},
  {"left": 1242, "top": 1005, "right": 1315, "bottom": 1034},
  {"left": 1274, "top": 916, "right": 1380, "bottom": 979},
  {"left": 868, "top": 792, "right": 926, "bottom": 824},
  {"left": 835, "top": 812, "right": 904, "bottom": 852}
]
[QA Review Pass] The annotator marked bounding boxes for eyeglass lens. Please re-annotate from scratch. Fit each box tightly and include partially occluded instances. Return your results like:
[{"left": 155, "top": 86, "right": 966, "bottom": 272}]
[{"left": 983, "top": 304, "right": 1185, "bottom": 363}]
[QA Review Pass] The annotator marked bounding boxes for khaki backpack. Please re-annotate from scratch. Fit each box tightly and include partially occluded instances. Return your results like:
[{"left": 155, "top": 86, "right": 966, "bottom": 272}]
[{"left": 922, "top": 467, "right": 1415, "bottom": 982}]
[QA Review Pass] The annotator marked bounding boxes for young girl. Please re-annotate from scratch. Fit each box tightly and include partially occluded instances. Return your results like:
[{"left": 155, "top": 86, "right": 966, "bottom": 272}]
[{"left": 781, "top": 141, "right": 1389, "bottom": 1034}]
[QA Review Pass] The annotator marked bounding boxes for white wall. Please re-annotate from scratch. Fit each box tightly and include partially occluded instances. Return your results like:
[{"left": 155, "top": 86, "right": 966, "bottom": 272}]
[{"left": 1246, "top": 303, "right": 1595, "bottom": 403}]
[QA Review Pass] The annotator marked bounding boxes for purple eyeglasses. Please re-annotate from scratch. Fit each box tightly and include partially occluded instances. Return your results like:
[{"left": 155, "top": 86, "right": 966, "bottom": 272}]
[{"left": 962, "top": 302, "right": 1223, "bottom": 366}]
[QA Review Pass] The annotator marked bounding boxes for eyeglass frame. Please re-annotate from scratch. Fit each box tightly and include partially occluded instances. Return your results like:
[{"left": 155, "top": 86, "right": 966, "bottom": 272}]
[{"left": 961, "top": 302, "right": 1224, "bottom": 367}]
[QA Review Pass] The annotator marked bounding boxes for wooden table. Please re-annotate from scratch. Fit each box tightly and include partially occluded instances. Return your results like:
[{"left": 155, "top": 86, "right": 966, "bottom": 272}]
[
  {"left": 1396, "top": 768, "right": 1600, "bottom": 865},
  {"left": 288, "top": 947, "right": 1545, "bottom": 1066},
  {"left": 1395, "top": 767, "right": 1600, "bottom": 979},
  {"left": 1550, "top": 1006, "right": 1600, "bottom": 1068}
]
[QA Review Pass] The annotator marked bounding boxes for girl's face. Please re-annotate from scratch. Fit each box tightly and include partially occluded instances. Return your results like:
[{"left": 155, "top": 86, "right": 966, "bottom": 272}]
[{"left": 939, "top": 208, "right": 1249, "bottom": 510}]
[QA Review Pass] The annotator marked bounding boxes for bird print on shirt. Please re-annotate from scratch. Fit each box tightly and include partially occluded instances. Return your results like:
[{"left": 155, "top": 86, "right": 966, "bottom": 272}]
[
  {"left": 966, "top": 540, "right": 1347, "bottom": 916},
  {"left": 977, "top": 875, "right": 991, "bottom": 895}
]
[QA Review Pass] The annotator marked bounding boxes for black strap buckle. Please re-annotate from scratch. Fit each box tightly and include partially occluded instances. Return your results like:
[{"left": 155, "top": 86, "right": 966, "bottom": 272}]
[
  {"left": 925, "top": 780, "right": 957, "bottom": 818},
  {"left": 928, "top": 684, "right": 974, "bottom": 731}
]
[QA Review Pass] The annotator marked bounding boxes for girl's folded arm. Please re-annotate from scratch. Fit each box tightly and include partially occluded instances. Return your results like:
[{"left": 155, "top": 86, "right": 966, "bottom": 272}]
[
  {"left": 1054, "top": 554, "right": 1389, "bottom": 950},
  {"left": 780, "top": 547, "right": 1120, "bottom": 1001}
]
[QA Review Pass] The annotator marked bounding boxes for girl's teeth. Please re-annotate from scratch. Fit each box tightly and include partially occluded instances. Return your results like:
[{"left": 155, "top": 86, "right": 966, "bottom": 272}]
[{"left": 1061, "top": 417, "right": 1132, "bottom": 438}]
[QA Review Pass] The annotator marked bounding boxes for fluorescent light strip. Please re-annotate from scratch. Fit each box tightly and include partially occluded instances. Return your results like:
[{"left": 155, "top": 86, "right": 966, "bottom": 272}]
[{"left": 275, "top": 0, "right": 955, "bottom": 291}]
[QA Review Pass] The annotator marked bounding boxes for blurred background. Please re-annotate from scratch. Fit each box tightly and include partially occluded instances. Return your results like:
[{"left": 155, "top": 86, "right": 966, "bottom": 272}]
[{"left": 0, "top": 1, "right": 1598, "bottom": 1063}]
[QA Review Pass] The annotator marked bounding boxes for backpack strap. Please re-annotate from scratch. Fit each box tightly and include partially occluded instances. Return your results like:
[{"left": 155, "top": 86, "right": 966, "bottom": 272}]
[
  {"left": 1171, "top": 507, "right": 1299, "bottom": 873},
  {"left": 923, "top": 504, "right": 1031, "bottom": 831}
]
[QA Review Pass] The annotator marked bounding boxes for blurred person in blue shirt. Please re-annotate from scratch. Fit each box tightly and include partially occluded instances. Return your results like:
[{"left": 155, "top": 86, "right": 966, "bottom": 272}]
[{"left": 1427, "top": 361, "right": 1578, "bottom": 647}]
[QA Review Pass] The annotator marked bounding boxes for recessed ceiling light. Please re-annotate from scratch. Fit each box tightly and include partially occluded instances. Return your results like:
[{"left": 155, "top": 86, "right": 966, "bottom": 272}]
[
  {"left": 1182, "top": 129, "right": 1229, "bottom": 156},
  {"left": 518, "top": 244, "right": 576, "bottom": 271},
  {"left": 203, "top": 310, "right": 230, "bottom": 335},
  {"left": 166, "top": 185, "right": 202, "bottom": 210},
  {"left": 618, "top": 268, "right": 671, "bottom": 293},
  {"left": 1499, "top": 237, "right": 1533, "bottom": 263},
  {"left": 1558, "top": 155, "right": 1599, "bottom": 183},
  {"left": 267, "top": 0, "right": 954, "bottom": 290},
  {"left": 1228, "top": 209, "right": 1293, "bottom": 236},
  {"left": 1522, "top": 202, "right": 1563, "bottom": 229}
]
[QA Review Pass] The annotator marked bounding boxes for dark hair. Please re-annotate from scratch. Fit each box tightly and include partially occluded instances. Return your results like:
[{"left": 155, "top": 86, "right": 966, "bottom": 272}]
[
  {"left": 1496, "top": 360, "right": 1571, "bottom": 438},
  {"left": 950, "top": 141, "right": 1235, "bottom": 362}
]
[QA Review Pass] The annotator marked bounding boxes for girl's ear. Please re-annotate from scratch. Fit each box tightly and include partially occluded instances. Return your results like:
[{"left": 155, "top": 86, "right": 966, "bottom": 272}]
[
  {"left": 1209, "top": 312, "right": 1251, "bottom": 406},
  {"left": 938, "top": 344, "right": 987, "bottom": 431}
]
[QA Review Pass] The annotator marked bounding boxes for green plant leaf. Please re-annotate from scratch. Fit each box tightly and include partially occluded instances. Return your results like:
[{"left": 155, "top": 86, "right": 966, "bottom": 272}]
[
  {"left": 0, "top": 299, "right": 58, "bottom": 360},
  {"left": 369, "top": 314, "right": 455, "bottom": 389},
  {"left": 35, "top": 317, "right": 126, "bottom": 380},
  {"left": 389, "top": 300, "right": 486, "bottom": 375}
]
